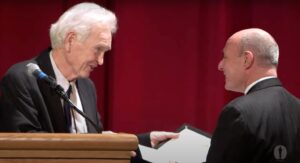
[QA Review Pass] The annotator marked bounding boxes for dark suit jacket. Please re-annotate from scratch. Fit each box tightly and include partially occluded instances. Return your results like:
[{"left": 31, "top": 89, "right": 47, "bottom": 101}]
[{"left": 206, "top": 78, "right": 300, "bottom": 163}]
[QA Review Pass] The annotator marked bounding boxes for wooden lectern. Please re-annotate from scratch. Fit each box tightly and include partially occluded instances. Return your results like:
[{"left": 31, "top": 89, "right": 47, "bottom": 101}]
[{"left": 0, "top": 133, "right": 138, "bottom": 163}]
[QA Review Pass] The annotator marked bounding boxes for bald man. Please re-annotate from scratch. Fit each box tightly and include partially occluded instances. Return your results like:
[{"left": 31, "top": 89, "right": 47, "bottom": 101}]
[{"left": 206, "top": 28, "right": 300, "bottom": 163}]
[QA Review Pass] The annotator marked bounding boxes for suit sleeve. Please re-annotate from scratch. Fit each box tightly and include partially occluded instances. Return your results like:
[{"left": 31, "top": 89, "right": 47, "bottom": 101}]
[
  {"left": 206, "top": 106, "right": 253, "bottom": 163},
  {"left": 130, "top": 133, "right": 151, "bottom": 163},
  {"left": 0, "top": 68, "right": 43, "bottom": 132}
]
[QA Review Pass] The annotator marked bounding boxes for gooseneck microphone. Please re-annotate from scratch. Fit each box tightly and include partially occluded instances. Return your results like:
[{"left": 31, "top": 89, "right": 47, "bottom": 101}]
[{"left": 26, "top": 63, "right": 101, "bottom": 133}]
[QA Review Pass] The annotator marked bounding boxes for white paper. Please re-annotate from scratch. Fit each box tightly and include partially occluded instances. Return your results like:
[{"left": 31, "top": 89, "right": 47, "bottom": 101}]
[{"left": 139, "top": 126, "right": 211, "bottom": 163}]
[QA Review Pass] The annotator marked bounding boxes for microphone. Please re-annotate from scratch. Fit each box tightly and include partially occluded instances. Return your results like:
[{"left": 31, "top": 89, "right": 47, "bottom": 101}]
[
  {"left": 26, "top": 63, "right": 57, "bottom": 89},
  {"left": 26, "top": 63, "right": 101, "bottom": 133}
]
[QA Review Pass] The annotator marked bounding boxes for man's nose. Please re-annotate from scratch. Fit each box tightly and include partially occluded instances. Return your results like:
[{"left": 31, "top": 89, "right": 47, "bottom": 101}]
[
  {"left": 218, "top": 60, "right": 223, "bottom": 71},
  {"left": 97, "top": 53, "right": 104, "bottom": 65}
]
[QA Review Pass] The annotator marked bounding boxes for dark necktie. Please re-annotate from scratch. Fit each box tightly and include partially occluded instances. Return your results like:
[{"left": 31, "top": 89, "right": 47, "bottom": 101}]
[{"left": 64, "top": 85, "right": 72, "bottom": 132}]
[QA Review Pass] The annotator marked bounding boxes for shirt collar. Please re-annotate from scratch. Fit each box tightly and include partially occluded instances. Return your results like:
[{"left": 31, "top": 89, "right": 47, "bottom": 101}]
[
  {"left": 244, "top": 76, "right": 277, "bottom": 95},
  {"left": 49, "top": 51, "right": 70, "bottom": 92}
]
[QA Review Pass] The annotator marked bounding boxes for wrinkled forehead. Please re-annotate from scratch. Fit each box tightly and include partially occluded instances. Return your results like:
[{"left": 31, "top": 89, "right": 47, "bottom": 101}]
[
  {"left": 88, "top": 24, "right": 112, "bottom": 42},
  {"left": 91, "top": 23, "right": 112, "bottom": 34}
]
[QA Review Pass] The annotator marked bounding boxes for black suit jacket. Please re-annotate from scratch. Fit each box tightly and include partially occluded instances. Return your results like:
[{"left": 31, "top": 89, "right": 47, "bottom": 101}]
[{"left": 206, "top": 78, "right": 300, "bottom": 163}]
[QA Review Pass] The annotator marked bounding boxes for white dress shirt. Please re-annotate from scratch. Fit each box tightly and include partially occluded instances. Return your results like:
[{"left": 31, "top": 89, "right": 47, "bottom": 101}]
[{"left": 50, "top": 52, "right": 88, "bottom": 133}]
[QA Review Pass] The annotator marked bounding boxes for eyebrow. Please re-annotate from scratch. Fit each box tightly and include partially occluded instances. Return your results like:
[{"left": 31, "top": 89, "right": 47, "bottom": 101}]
[{"left": 96, "top": 45, "right": 111, "bottom": 51}]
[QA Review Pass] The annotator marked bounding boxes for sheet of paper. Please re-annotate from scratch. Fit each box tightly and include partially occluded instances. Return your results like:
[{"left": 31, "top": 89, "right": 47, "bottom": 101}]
[{"left": 139, "top": 125, "right": 211, "bottom": 163}]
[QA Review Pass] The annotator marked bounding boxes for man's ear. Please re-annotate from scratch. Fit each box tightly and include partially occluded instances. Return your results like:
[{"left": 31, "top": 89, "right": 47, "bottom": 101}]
[
  {"left": 64, "top": 32, "right": 77, "bottom": 52},
  {"left": 243, "top": 51, "right": 254, "bottom": 69}
]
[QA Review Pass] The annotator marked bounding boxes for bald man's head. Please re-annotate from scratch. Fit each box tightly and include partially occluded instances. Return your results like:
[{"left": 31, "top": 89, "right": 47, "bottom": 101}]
[{"left": 229, "top": 28, "right": 279, "bottom": 67}]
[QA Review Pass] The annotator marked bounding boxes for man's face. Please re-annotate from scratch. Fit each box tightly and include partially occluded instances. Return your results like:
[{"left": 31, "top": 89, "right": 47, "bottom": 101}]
[
  {"left": 67, "top": 24, "right": 112, "bottom": 79},
  {"left": 218, "top": 38, "right": 246, "bottom": 93}
]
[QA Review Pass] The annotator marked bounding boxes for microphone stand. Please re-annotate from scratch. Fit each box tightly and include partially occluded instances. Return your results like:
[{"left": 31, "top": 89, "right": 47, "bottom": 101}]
[{"left": 54, "top": 84, "right": 101, "bottom": 133}]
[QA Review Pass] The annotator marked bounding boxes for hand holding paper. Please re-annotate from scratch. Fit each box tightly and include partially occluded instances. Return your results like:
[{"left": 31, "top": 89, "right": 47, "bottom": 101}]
[
  {"left": 139, "top": 125, "right": 211, "bottom": 163},
  {"left": 150, "top": 131, "right": 180, "bottom": 147}
]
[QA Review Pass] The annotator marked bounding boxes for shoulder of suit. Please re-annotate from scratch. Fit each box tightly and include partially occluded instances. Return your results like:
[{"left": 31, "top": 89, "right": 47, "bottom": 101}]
[{"left": 4, "top": 60, "right": 35, "bottom": 79}]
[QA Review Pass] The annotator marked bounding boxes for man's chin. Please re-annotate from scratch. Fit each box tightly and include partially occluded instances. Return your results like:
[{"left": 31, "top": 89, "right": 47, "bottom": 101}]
[
  {"left": 225, "top": 85, "right": 235, "bottom": 92},
  {"left": 78, "top": 72, "right": 91, "bottom": 78},
  {"left": 224, "top": 84, "right": 230, "bottom": 90}
]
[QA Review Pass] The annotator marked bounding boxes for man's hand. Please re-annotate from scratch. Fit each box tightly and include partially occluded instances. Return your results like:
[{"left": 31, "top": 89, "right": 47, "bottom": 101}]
[
  {"left": 101, "top": 130, "right": 116, "bottom": 134},
  {"left": 150, "top": 131, "right": 179, "bottom": 147}
]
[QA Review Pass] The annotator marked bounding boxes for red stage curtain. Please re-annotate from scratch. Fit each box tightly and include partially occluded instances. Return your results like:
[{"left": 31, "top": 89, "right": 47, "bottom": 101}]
[{"left": 1, "top": 0, "right": 300, "bottom": 134}]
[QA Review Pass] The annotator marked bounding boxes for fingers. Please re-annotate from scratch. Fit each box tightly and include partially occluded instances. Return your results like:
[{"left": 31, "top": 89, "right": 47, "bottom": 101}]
[
  {"left": 102, "top": 130, "right": 116, "bottom": 134},
  {"left": 150, "top": 131, "right": 180, "bottom": 147},
  {"left": 164, "top": 132, "right": 180, "bottom": 139},
  {"left": 151, "top": 131, "right": 179, "bottom": 140},
  {"left": 130, "top": 151, "right": 137, "bottom": 157}
]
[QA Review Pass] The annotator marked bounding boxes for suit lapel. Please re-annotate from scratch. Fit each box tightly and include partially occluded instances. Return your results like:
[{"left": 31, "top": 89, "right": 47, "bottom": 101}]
[
  {"left": 35, "top": 48, "right": 68, "bottom": 132},
  {"left": 76, "top": 79, "right": 102, "bottom": 133},
  {"left": 247, "top": 78, "right": 282, "bottom": 94}
]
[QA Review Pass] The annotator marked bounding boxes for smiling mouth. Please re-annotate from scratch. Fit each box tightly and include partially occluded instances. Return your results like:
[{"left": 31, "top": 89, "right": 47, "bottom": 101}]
[
  {"left": 90, "top": 64, "right": 98, "bottom": 69},
  {"left": 87, "top": 66, "right": 94, "bottom": 72}
]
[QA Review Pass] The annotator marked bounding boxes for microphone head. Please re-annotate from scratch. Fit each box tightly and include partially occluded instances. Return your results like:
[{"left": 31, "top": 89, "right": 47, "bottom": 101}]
[
  {"left": 26, "top": 63, "right": 57, "bottom": 88},
  {"left": 26, "top": 63, "right": 40, "bottom": 76}
]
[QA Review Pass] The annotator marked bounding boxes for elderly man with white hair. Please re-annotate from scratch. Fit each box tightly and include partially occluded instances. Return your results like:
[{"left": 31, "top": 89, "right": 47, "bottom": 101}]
[{"left": 0, "top": 2, "right": 178, "bottom": 163}]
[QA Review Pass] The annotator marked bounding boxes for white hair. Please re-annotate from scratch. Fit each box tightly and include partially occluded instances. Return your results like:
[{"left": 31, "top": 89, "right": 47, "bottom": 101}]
[{"left": 50, "top": 2, "right": 117, "bottom": 48}]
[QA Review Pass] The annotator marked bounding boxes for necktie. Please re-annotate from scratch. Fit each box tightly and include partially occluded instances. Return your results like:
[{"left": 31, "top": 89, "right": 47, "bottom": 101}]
[{"left": 64, "top": 85, "right": 72, "bottom": 132}]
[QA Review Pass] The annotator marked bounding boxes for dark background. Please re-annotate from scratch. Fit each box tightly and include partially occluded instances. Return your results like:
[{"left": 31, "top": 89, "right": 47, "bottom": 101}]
[{"left": 1, "top": 0, "right": 299, "bottom": 134}]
